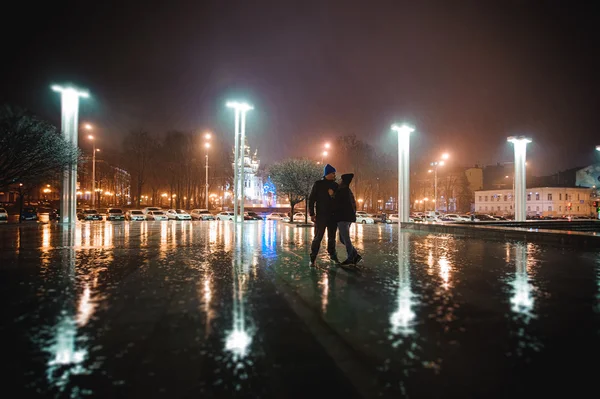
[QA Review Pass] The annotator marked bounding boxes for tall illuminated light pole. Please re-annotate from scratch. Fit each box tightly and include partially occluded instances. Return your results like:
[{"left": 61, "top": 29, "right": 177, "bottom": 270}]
[
  {"left": 204, "top": 132, "right": 211, "bottom": 209},
  {"left": 52, "top": 85, "right": 89, "bottom": 223},
  {"left": 85, "top": 125, "right": 100, "bottom": 207},
  {"left": 429, "top": 153, "right": 449, "bottom": 212},
  {"left": 392, "top": 124, "right": 414, "bottom": 223},
  {"left": 508, "top": 136, "right": 532, "bottom": 222},
  {"left": 226, "top": 101, "right": 253, "bottom": 223}
]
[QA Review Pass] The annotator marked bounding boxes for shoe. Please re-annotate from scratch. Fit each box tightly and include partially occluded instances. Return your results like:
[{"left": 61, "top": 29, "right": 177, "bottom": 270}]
[
  {"left": 353, "top": 254, "right": 363, "bottom": 264},
  {"left": 329, "top": 254, "right": 340, "bottom": 263},
  {"left": 340, "top": 258, "right": 355, "bottom": 266},
  {"left": 310, "top": 255, "right": 317, "bottom": 267}
]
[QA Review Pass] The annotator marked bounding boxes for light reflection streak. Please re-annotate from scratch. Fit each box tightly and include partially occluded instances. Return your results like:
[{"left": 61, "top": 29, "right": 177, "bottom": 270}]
[
  {"left": 389, "top": 233, "right": 416, "bottom": 337},
  {"left": 509, "top": 243, "right": 535, "bottom": 320},
  {"left": 438, "top": 256, "right": 451, "bottom": 290},
  {"left": 42, "top": 224, "right": 51, "bottom": 251},
  {"left": 225, "top": 223, "right": 254, "bottom": 362},
  {"left": 320, "top": 273, "right": 329, "bottom": 314},
  {"left": 46, "top": 226, "right": 89, "bottom": 390}
]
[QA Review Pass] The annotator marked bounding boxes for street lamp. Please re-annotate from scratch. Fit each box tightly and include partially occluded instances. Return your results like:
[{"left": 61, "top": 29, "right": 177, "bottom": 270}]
[
  {"left": 596, "top": 145, "right": 600, "bottom": 152},
  {"left": 204, "top": 135, "right": 211, "bottom": 210},
  {"left": 507, "top": 136, "right": 532, "bottom": 222},
  {"left": 391, "top": 124, "right": 414, "bottom": 223},
  {"left": 227, "top": 101, "right": 253, "bottom": 223},
  {"left": 51, "top": 84, "right": 89, "bottom": 223},
  {"left": 430, "top": 153, "right": 449, "bottom": 213},
  {"left": 86, "top": 128, "right": 101, "bottom": 207}
]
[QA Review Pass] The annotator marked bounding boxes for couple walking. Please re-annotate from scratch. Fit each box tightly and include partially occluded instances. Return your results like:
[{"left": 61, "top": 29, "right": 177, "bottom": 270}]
[{"left": 308, "top": 163, "right": 362, "bottom": 267}]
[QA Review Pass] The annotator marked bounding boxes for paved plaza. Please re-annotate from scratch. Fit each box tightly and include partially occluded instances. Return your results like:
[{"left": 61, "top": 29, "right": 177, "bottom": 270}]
[{"left": 1, "top": 221, "right": 599, "bottom": 397}]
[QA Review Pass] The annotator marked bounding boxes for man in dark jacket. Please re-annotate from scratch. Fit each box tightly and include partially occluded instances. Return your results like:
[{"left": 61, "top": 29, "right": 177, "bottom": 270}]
[
  {"left": 334, "top": 173, "right": 362, "bottom": 265},
  {"left": 308, "top": 164, "right": 339, "bottom": 266}
]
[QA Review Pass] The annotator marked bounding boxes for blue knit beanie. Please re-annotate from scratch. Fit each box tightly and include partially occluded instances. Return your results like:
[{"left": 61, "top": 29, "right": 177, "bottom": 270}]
[{"left": 323, "top": 164, "right": 336, "bottom": 176}]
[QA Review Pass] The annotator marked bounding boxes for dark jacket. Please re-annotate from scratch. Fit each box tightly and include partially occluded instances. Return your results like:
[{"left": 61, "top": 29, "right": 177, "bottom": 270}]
[
  {"left": 334, "top": 174, "right": 356, "bottom": 222},
  {"left": 308, "top": 178, "right": 338, "bottom": 222}
]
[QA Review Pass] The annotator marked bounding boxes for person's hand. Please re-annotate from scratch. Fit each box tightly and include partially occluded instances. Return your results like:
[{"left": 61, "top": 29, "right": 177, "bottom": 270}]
[
  {"left": 310, "top": 215, "right": 316, "bottom": 223},
  {"left": 328, "top": 189, "right": 334, "bottom": 197}
]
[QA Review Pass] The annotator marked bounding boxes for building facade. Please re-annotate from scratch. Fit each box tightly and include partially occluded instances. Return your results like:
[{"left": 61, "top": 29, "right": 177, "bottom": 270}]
[
  {"left": 233, "top": 140, "right": 264, "bottom": 205},
  {"left": 475, "top": 187, "right": 595, "bottom": 217}
]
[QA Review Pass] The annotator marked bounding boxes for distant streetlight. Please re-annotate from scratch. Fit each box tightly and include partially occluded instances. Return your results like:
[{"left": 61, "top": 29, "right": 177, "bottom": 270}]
[
  {"left": 320, "top": 143, "right": 331, "bottom": 164},
  {"left": 52, "top": 84, "right": 89, "bottom": 223},
  {"left": 227, "top": 101, "right": 253, "bottom": 222},
  {"left": 391, "top": 124, "right": 414, "bottom": 223},
  {"left": 324, "top": 142, "right": 331, "bottom": 149},
  {"left": 87, "top": 131, "right": 101, "bottom": 207},
  {"left": 596, "top": 145, "right": 600, "bottom": 152},
  {"left": 508, "top": 136, "right": 532, "bottom": 222},
  {"left": 204, "top": 135, "right": 212, "bottom": 209},
  {"left": 430, "top": 153, "right": 450, "bottom": 213}
]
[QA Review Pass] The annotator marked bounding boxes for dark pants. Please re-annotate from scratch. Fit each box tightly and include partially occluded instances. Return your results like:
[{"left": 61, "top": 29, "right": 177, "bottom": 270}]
[
  {"left": 337, "top": 221, "right": 357, "bottom": 260},
  {"left": 310, "top": 219, "right": 338, "bottom": 258}
]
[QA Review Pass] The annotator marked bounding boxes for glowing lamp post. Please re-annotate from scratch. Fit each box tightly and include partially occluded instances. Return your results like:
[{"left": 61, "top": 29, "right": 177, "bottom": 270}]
[
  {"left": 507, "top": 136, "right": 532, "bottom": 222},
  {"left": 204, "top": 133, "right": 211, "bottom": 209},
  {"left": 52, "top": 85, "right": 89, "bottom": 223},
  {"left": 226, "top": 101, "right": 253, "bottom": 223},
  {"left": 392, "top": 124, "right": 414, "bottom": 223},
  {"left": 86, "top": 126, "right": 100, "bottom": 207},
  {"left": 429, "top": 153, "right": 449, "bottom": 213}
]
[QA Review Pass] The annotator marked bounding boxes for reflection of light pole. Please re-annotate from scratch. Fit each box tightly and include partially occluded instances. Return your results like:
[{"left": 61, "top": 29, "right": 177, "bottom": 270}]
[
  {"left": 390, "top": 233, "right": 415, "bottom": 336},
  {"left": 227, "top": 101, "right": 253, "bottom": 223},
  {"left": 392, "top": 124, "right": 414, "bottom": 223},
  {"left": 507, "top": 136, "right": 531, "bottom": 222},
  {"left": 204, "top": 132, "right": 211, "bottom": 209},
  {"left": 52, "top": 84, "right": 89, "bottom": 223}
]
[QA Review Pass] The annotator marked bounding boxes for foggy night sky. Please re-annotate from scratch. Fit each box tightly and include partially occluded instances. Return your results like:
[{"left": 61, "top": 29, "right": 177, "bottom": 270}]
[{"left": 1, "top": 0, "right": 599, "bottom": 175}]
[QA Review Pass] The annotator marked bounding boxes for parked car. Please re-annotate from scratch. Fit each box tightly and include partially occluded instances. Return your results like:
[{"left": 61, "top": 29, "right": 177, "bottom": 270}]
[
  {"left": 142, "top": 207, "right": 162, "bottom": 215},
  {"left": 107, "top": 208, "right": 126, "bottom": 221},
  {"left": 475, "top": 214, "right": 498, "bottom": 221},
  {"left": 266, "top": 212, "right": 288, "bottom": 220},
  {"left": 216, "top": 211, "right": 235, "bottom": 221},
  {"left": 0, "top": 207, "right": 7, "bottom": 222},
  {"left": 146, "top": 210, "right": 169, "bottom": 221},
  {"left": 166, "top": 209, "right": 192, "bottom": 220},
  {"left": 48, "top": 208, "right": 60, "bottom": 221},
  {"left": 19, "top": 207, "right": 38, "bottom": 221},
  {"left": 77, "top": 209, "right": 103, "bottom": 221},
  {"left": 126, "top": 210, "right": 146, "bottom": 221},
  {"left": 387, "top": 214, "right": 399, "bottom": 224},
  {"left": 441, "top": 214, "right": 470, "bottom": 222},
  {"left": 190, "top": 209, "right": 215, "bottom": 221},
  {"left": 461, "top": 214, "right": 480, "bottom": 222},
  {"left": 293, "top": 212, "right": 312, "bottom": 223},
  {"left": 356, "top": 213, "right": 375, "bottom": 224},
  {"left": 245, "top": 211, "right": 263, "bottom": 220}
]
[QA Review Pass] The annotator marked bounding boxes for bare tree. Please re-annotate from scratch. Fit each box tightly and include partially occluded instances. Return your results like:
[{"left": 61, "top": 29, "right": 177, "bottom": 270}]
[
  {"left": 123, "top": 129, "right": 155, "bottom": 207},
  {"left": 0, "top": 105, "right": 79, "bottom": 190},
  {"left": 270, "top": 158, "right": 322, "bottom": 223}
]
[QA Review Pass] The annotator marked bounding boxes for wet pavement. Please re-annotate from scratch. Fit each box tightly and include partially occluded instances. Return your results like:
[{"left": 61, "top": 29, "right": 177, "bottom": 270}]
[{"left": 1, "top": 221, "right": 599, "bottom": 398}]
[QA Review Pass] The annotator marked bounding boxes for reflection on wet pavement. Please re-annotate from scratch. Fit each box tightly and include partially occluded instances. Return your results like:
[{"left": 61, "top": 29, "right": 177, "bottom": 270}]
[{"left": 1, "top": 221, "right": 599, "bottom": 397}]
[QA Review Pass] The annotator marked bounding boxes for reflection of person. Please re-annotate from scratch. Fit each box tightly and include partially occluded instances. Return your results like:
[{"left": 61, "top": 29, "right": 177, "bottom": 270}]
[
  {"left": 334, "top": 173, "right": 362, "bottom": 265},
  {"left": 308, "top": 164, "right": 339, "bottom": 267}
]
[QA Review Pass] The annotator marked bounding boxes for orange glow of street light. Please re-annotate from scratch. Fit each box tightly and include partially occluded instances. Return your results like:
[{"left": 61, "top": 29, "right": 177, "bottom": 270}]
[
  {"left": 324, "top": 142, "right": 331, "bottom": 149},
  {"left": 205, "top": 142, "right": 211, "bottom": 148},
  {"left": 205, "top": 132, "right": 212, "bottom": 140},
  {"left": 88, "top": 135, "right": 94, "bottom": 140},
  {"left": 84, "top": 124, "right": 93, "bottom": 130},
  {"left": 441, "top": 153, "right": 449, "bottom": 160}
]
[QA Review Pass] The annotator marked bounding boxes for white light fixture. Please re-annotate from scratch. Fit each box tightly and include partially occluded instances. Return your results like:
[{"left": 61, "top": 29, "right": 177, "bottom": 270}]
[
  {"left": 391, "top": 124, "right": 414, "bottom": 224},
  {"left": 52, "top": 84, "right": 89, "bottom": 223},
  {"left": 507, "top": 136, "right": 532, "bottom": 222},
  {"left": 227, "top": 101, "right": 253, "bottom": 223}
]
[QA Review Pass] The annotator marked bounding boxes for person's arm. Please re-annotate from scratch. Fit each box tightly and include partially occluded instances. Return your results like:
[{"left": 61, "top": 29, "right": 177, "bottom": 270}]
[
  {"left": 350, "top": 190, "right": 357, "bottom": 213},
  {"left": 308, "top": 182, "right": 317, "bottom": 217}
]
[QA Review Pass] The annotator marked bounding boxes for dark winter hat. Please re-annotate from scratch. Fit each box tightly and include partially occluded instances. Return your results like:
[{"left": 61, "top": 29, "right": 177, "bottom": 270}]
[
  {"left": 323, "top": 164, "right": 336, "bottom": 176},
  {"left": 341, "top": 173, "right": 354, "bottom": 184}
]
